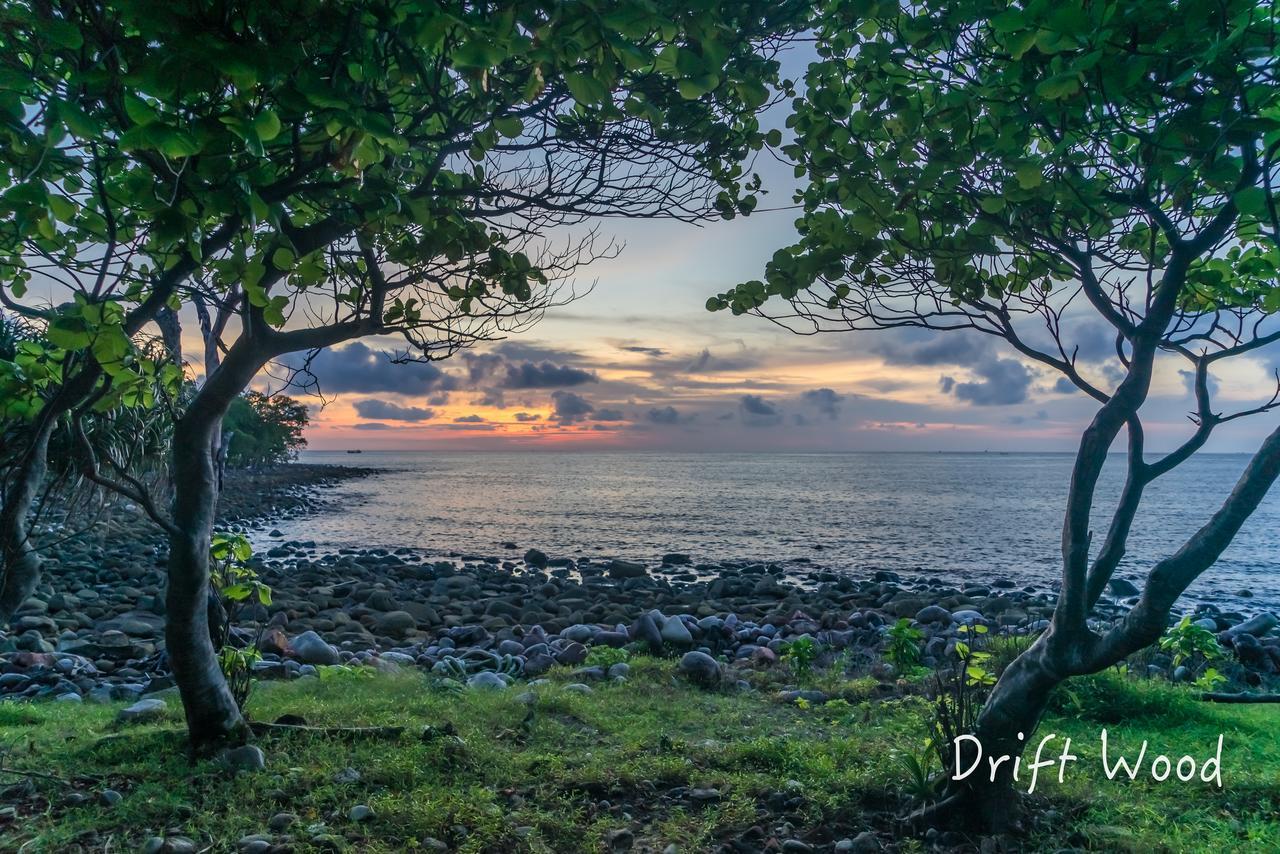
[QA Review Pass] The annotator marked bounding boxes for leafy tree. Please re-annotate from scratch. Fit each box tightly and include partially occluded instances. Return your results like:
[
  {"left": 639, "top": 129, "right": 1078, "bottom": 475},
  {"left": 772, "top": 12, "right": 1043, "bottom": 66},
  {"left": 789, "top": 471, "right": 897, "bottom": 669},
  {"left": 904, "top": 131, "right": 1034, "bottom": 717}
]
[
  {"left": 2, "top": 0, "right": 805, "bottom": 749},
  {"left": 222, "top": 391, "right": 308, "bottom": 469},
  {"left": 2, "top": 311, "right": 175, "bottom": 617},
  {"left": 712, "top": 0, "right": 1279, "bottom": 828}
]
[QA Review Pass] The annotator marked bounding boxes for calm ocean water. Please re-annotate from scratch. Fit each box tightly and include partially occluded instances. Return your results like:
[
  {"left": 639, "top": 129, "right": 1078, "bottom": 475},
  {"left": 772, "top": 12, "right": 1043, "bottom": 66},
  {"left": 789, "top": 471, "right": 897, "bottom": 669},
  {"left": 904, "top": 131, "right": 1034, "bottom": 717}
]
[{"left": 268, "top": 451, "right": 1280, "bottom": 612}]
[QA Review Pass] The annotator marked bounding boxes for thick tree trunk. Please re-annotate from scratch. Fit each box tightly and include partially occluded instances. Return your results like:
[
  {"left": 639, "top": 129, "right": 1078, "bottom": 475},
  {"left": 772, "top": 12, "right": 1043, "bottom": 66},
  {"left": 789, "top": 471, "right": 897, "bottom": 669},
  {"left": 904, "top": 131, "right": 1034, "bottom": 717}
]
[
  {"left": 0, "top": 420, "right": 54, "bottom": 625},
  {"left": 956, "top": 639, "right": 1066, "bottom": 830},
  {"left": 166, "top": 412, "right": 245, "bottom": 752}
]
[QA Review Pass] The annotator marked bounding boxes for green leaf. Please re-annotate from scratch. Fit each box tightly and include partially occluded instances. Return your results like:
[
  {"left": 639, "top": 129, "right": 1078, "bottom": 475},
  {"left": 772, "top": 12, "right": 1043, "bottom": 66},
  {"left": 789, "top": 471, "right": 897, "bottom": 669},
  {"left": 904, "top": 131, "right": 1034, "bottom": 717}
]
[
  {"left": 494, "top": 116, "right": 523, "bottom": 138},
  {"left": 1035, "top": 75, "right": 1080, "bottom": 100},
  {"left": 156, "top": 128, "right": 201, "bottom": 158},
  {"left": 46, "top": 318, "right": 91, "bottom": 350},
  {"left": 272, "top": 247, "right": 296, "bottom": 271},
  {"left": 565, "top": 71, "right": 609, "bottom": 105},
  {"left": 43, "top": 18, "right": 83, "bottom": 50},
  {"left": 1015, "top": 164, "right": 1043, "bottom": 189},
  {"left": 1234, "top": 186, "right": 1270, "bottom": 218},
  {"left": 123, "top": 94, "right": 159, "bottom": 127},
  {"left": 253, "top": 110, "right": 282, "bottom": 142}
]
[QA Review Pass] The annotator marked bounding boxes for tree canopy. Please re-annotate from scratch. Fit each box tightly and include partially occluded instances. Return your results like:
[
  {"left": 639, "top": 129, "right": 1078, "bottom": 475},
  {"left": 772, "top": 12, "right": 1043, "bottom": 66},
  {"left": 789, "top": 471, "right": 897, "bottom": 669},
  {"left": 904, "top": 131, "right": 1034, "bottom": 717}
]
[
  {"left": 710, "top": 0, "right": 1280, "bottom": 826},
  {"left": 712, "top": 0, "right": 1278, "bottom": 336},
  {"left": 1, "top": 0, "right": 809, "bottom": 747}
]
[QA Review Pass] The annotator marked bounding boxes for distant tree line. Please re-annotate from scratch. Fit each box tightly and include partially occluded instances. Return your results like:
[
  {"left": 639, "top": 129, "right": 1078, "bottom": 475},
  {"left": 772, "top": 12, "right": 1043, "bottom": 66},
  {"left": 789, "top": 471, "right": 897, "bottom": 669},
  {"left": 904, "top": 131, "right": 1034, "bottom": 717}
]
[{"left": 221, "top": 391, "right": 308, "bottom": 469}]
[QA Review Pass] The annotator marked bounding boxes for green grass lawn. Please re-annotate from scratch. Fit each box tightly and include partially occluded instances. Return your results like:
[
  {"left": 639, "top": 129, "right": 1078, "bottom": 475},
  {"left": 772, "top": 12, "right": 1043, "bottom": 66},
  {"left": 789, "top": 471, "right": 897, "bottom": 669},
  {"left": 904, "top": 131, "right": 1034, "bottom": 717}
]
[{"left": 0, "top": 660, "right": 1275, "bottom": 852}]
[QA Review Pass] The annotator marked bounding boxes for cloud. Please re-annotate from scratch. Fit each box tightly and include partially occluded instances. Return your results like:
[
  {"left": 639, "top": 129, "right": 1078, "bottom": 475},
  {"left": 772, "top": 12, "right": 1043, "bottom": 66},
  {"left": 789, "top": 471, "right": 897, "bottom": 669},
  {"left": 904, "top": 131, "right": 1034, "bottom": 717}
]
[
  {"left": 620, "top": 345, "right": 667, "bottom": 357},
  {"left": 943, "top": 358, "right": 1033, "bottom": 406},
  {"left": 352, "top": 422, "right": 392, "bottom": 430},
  {"left": 872, "top": 333, "right": 994, "bottom": 367},
  {"left": 353, "top": 399, "right": 436, "bottom": 422},
  {"left": 550, "top": 390, "right": 594, "bottom": 423},
  {"left": 461, "top": 352, "right": 505, "bottom": 383},
  {"left": 801, "top": 387, "right": 844, "bottom": 420},
  {"left": 513, "top": 412, "right": 542, "bottom": 422},
  {"left": 288, "top": 342, "right": 458, "bottom": 394},
  {"left": 647, "top": 406, "right": 681, "bottom": 424},
  {"left": 592, "top": 408, "right": 628, "bottom": 421},
  {"left": 475, "top": 389, "right": 507, "bottom": 408},
  {"left": 685, "top": 347, "right": 759, "bottom": 374},
  {"left": 501, "top": 361, "right": 598, "bottom": 389},
  {"left": 453, "top": 414, "right": 486, "bottom": 423},
  {"left": 740, "top": 394, "right": 783, "bottom": 427},
  {"left": 1052, "top": 377, "right": 1078, "bottom": 394},
  {"left": 1179, "top": 368, "right": 1221, "bottom": 398}
]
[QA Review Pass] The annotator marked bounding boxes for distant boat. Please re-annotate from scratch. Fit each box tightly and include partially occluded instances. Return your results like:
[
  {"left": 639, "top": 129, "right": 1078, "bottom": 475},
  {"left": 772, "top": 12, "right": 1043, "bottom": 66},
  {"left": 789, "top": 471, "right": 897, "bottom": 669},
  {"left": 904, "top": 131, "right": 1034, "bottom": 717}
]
[{"left": 346, "top": 449, "right": 363, "bottom": 454}]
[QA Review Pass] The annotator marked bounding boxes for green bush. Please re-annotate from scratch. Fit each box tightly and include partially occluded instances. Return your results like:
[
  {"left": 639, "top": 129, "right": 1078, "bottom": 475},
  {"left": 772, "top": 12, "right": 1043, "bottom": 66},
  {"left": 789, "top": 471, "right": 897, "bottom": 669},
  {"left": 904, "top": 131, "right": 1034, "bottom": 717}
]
[{"left": 222, "top": 391, "right": 308, "bottom": 468}]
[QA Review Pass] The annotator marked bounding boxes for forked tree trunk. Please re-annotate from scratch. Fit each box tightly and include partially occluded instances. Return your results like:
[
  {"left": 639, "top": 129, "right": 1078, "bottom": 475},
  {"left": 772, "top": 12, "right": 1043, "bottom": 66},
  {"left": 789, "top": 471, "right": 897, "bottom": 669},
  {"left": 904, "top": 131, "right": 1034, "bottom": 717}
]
[{"left": 166, "top": 409, "right": 245, "bottom": 751}]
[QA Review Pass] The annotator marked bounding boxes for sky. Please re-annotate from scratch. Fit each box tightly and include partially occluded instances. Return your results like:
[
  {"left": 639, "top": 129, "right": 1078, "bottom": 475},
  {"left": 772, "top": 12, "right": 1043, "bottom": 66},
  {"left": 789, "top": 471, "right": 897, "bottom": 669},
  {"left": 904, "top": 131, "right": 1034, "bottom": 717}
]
[
  {"left": 270, "top": 47, "right": 1280, "bottom": 455},
  {"left": 280, "top": 218, "right": 1279, "bottom": 454},
  {"left": 15, "top": 45, "right": 1279, "bottom": 455}
]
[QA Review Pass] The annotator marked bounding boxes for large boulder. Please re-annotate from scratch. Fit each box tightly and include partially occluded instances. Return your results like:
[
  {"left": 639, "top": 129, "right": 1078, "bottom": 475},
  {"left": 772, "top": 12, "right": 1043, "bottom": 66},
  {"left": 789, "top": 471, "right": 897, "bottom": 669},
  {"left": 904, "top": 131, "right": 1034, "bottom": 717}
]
[
  {"left": 1221, "top": 612, "right": 1278, "bottom": 641},
  {"left": 375, "top": 611, "right": 419, "bottom": 638},
  {"left": 608, "top": 560, "right": 648, "bottom": 580},
  {"left": 660, "top": 616, "right": 694, "bottom": 647},
  {"left": 290, "top": 631, "right": 339, "bottom": 666},
  {"left": 914, "top": 605, "right": 952, "bottom": 625},
  {"left": 677, "top": 651, "right": 722, "bottom": 688},
  {"left": 632, "top": 613, "right": 663, "bottom": 655}
]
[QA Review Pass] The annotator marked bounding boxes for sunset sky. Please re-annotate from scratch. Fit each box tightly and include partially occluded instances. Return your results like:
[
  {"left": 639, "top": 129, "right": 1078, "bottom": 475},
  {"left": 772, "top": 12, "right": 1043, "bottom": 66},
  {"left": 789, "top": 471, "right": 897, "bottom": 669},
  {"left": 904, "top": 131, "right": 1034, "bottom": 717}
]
[
  {"left": 276, "top": 43, "right": 1278, "bottom": 455},
  {"left": 279, "top": 197, "right": 1280, "bottom": 453},
  {"left": 16, "top": 49, "right": 1279, "bottom": 455}
]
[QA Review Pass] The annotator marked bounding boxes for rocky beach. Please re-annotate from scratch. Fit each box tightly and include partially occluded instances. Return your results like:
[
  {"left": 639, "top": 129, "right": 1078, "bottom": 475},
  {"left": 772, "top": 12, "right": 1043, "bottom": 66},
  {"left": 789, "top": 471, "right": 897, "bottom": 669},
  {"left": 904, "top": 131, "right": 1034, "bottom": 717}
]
[{"left": 3, "top": 465, "right": 1278, "bottom": 706}]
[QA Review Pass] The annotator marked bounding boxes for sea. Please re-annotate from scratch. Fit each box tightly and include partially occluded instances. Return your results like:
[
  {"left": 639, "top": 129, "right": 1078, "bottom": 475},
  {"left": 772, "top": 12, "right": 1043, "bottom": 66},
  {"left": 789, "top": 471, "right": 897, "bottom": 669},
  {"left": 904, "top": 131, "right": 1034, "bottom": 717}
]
[{"left": 263, "top": 451, "right": 1280, "bottom": 612}]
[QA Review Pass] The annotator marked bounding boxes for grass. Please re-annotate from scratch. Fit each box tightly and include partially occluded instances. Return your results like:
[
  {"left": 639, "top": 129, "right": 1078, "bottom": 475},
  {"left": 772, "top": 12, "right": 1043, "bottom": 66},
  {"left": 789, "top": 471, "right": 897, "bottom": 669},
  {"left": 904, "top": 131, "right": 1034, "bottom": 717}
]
[{"left": 0, "top": 660, "right": 1276, "bottom": 852}]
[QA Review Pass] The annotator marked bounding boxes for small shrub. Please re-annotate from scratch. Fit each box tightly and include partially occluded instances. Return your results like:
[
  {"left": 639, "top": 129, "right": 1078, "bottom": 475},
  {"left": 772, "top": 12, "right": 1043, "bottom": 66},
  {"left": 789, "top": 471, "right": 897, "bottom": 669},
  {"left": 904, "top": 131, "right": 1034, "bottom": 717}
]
[
  {"left": 585, "top": 646, "right": 630, "bottom": 668},
  {"left": 986, "top": 632, "right": 1036, "bottom": 676},
  {"left": 1159, "top": 615, "right": 1224, "bottom": 673},
  {"left": 209, "top": 532, "right": 272, "bottom": 712},
  {"left": 885, "top": 618, "right": 923, "bottom": 671},
  {"left": 898, "top": 741, "right": 942, "bottom": 800},
  {"left": 780, "top": 636, "right": 820, "bottom": 682},
  {"left": 1193, "top": 667, "right": 1227, "bottom": 692}
]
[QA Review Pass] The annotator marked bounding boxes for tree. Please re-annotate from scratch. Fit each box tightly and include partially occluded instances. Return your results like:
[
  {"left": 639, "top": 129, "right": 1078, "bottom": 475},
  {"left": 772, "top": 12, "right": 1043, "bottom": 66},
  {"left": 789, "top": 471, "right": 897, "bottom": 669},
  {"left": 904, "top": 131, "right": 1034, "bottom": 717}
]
[
  {"left": 2, "top": 0, "right": 805, "bottom": 750},
  {"left": 222, "top": 391, "right": 308, "bottom": 469},
  {"left": 710, "top": 0, "right": 1280, "bottom": 829}
]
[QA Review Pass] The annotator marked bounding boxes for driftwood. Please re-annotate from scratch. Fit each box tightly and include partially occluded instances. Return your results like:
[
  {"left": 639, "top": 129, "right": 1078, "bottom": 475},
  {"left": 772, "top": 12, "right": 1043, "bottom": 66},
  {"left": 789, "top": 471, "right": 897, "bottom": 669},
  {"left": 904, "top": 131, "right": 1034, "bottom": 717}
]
[
  {"left": 0, "top": 765, "right": 72, "bottom": 785},
  {"left": 248, "top": 721, "right": 406, "bottom": 739},
  {"left": 1200, "top": 692, "right": 1280, "bottom": 704}
]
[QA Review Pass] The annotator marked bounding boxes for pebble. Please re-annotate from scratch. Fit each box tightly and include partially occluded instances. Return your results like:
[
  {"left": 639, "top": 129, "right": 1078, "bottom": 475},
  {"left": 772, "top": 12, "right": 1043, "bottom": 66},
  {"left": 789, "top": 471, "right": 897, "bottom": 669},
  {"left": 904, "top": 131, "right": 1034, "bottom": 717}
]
[
  {"left": 4, "top": 466, "right": 1274, "bottom": 710},
  {"left": 117, "top": 698, "right": 167, "bottom": 724}
]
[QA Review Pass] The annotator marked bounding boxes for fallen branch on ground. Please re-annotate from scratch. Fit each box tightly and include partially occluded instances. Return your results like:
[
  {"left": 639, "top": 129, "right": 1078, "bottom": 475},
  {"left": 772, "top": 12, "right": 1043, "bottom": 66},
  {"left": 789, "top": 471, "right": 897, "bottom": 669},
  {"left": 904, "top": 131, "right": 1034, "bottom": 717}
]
[
  {"left": 1200, "top": 692, "right": 1280, "bottom": 704},
  {"left": 248, "top": 721, "right": 406, "bottom": 739}
]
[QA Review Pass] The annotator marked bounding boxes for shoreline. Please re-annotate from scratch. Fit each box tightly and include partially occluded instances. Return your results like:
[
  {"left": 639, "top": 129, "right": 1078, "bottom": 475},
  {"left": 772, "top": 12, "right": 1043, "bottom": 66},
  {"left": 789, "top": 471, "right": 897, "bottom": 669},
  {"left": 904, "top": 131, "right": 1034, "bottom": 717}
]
[{"left": 2, "top": 463, "right": 1277, "bottom": 704}]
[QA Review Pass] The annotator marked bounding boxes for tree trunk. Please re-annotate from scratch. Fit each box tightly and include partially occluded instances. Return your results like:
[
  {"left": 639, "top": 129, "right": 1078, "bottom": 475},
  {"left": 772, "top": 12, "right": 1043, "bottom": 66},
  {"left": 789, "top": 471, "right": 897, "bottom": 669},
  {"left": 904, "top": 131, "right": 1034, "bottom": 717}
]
[
  {"left": 166, "top": 411, "right": 245, "bottom": 752},
  {"left": 957, "top": 639, "right": 1066, "bottom": 830},
  {"left": 0, "top": 421, "right": 54, "bottom": 625}
]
